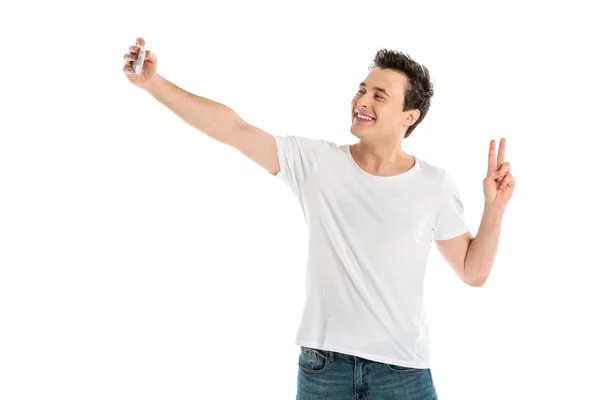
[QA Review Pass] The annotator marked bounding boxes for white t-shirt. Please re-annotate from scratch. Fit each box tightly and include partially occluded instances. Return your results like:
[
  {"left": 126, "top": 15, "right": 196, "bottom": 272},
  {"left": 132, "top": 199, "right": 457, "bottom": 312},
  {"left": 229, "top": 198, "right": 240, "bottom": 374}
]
[{"left": 273, "top": 135, "right": 470, "bottom": 369}]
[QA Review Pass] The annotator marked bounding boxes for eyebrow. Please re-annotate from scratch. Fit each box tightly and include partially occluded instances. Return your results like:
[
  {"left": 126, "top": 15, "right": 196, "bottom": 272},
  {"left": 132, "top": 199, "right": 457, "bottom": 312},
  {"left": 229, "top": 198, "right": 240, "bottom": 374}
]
[{"left": 359, "top": 82, "right": 389, "bottom": 97}]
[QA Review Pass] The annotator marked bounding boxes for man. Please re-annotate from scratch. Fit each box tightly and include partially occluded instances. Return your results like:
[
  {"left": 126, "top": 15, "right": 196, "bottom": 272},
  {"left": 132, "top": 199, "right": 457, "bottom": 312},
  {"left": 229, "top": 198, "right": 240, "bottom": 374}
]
[{"left": 124, "top": 38, "right": 515, "bottom": 399}]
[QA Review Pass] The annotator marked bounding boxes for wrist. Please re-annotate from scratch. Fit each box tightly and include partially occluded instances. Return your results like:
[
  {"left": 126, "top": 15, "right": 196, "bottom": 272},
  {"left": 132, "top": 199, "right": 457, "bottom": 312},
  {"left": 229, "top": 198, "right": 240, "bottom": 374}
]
[
  {"left": 483, "top": 203, "right": 505, "bottom": 221},
  {"left": 141, "top": 74, "right": 162, "bottom": 92}
]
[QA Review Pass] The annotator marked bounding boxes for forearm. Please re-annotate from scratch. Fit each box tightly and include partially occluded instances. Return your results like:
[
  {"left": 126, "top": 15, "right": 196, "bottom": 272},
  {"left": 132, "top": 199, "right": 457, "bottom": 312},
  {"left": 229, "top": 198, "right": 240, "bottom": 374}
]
[
  {"left": 143, "top": 74, "right": 244, "bottom": 143},
  {"left": 464, "top": 205, "right": 505, "bottom": 285}
]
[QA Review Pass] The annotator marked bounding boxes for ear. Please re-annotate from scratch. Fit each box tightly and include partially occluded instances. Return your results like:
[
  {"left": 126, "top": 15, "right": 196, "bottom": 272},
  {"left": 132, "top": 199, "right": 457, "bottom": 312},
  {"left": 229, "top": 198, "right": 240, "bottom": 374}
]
[{"left": 405, "top": 109, "right": 421, "bottom": 127}]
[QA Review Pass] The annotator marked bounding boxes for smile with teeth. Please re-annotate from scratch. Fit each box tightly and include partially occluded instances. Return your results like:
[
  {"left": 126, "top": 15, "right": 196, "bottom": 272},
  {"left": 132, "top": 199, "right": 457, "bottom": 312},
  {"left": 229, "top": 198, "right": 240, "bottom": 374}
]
[{"left": 355, "top": 113, "right": 375, "bottom": 121}]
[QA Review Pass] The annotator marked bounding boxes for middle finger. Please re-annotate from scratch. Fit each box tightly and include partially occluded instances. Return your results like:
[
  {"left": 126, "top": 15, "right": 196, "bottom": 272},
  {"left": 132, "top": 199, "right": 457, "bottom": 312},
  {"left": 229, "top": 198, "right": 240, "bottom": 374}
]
[{"left": 124, "top": 52, "right": 141, "bottom": 62}]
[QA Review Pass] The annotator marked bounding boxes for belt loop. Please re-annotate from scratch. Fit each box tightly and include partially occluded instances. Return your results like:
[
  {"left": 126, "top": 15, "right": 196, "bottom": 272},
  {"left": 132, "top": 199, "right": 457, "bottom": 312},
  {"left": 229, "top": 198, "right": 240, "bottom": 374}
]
[{"left": 328, "top": 351, "right": 334, "bottom": 362}]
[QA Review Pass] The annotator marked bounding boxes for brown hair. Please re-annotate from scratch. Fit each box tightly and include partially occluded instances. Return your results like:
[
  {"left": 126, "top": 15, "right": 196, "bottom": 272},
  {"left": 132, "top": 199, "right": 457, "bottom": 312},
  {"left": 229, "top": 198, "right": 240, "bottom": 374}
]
[{"left": 370, "top": 49, "right": 434, "bottom": 138}]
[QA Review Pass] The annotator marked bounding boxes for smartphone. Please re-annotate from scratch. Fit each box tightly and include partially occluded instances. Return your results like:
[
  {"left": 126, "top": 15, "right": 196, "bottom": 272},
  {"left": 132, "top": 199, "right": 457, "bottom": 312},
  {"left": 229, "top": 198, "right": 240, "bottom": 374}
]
[{"left": 133, "top": 44, "right": 146, "bottom": 75}]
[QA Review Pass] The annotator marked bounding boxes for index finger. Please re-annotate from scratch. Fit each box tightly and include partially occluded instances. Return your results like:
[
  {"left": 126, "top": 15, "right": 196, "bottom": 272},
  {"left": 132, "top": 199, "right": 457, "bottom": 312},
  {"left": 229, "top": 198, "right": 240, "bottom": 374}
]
[
  {"left": 497, "top": 138, "right": 506, "bottom": 166},
  {"left": 488, "top": 139, "right": 496, "bottom": 174},
  {"left": 136, "top": 37, "right": 146, "bottom": 47}
]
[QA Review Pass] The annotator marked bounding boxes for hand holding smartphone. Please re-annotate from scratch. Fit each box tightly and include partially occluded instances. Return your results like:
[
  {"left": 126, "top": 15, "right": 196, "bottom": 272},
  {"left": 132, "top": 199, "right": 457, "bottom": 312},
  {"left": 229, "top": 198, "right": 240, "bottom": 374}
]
[{"left": 123, "top": 37, "right": 158, "bottom": 88}]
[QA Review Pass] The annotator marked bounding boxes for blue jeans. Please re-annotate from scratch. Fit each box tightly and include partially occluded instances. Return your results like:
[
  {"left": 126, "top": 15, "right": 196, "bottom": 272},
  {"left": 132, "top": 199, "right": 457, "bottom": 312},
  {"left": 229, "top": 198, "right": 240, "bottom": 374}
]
[{"left": 297, "top": 346, "right": 438, "bottom": 400}]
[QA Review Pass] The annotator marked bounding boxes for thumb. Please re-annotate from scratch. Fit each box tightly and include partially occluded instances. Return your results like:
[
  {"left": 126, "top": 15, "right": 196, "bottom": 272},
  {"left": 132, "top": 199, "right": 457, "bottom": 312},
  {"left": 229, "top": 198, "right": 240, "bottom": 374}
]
[
  {"left": 145, "top": 50, "right": 158, "bottom": 64},
  {"left": 484, "top": 169, "right": 504, "bottom": 184}
]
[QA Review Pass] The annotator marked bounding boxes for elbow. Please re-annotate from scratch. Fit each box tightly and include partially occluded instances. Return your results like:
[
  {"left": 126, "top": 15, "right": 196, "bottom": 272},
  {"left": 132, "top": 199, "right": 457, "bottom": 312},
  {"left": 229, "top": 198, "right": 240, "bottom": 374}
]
[
  {"left": 463, "top": 269, "right": 487, "bottom": 287},
  {"left": 469, "top": 280, "right": 486, "bottom": 288},
  {"left": 465, "top": 276, "right": 487, "bottom": 287}
]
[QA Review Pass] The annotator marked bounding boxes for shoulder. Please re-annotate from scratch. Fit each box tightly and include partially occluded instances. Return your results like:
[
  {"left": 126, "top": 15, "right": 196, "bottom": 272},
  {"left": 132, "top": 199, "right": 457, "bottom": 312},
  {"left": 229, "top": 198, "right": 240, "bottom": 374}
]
[{"left": 414, "top": 156, "right": 446, "bottom": 186}]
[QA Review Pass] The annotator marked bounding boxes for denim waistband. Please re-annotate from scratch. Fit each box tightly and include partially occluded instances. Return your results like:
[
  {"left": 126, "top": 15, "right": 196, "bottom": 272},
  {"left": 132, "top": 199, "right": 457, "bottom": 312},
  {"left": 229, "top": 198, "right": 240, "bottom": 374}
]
[{"left": 308, "top": 347, "right": 357, "bottom": 362}]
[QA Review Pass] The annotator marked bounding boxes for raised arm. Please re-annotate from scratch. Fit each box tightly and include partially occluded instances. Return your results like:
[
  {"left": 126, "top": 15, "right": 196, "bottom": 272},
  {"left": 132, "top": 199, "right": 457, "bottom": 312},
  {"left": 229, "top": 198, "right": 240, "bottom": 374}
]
[{"left": 123, "top": 37, "right": 280, "bottom": 175}]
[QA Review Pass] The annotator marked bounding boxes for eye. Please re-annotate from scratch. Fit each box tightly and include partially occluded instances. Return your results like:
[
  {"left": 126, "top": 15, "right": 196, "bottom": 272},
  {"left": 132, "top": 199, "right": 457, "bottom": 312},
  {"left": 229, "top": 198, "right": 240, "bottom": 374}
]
[{"left": 357, "top": 90, "right": 383, "bottom": 100}]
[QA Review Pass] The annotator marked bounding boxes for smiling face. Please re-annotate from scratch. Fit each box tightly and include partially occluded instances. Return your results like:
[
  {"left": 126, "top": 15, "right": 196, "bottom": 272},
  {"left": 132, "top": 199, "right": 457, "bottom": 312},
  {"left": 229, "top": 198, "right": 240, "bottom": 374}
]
[{"left": 350, "top": 67, "right": 420, "bottom": 141}]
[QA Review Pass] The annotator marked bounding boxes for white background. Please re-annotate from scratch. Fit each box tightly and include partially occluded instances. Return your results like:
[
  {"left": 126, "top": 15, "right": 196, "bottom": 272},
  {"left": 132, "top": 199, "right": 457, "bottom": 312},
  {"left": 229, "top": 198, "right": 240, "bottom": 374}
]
[{"left": 1, "top": 0, "right": 599, "bottom": 399}]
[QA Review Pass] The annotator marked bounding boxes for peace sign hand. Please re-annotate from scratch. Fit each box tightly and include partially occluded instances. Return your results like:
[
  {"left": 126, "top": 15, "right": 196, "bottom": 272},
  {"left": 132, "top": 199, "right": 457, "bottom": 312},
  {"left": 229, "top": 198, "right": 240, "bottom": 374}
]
[{"left": 483, "top": 138, "right": 515, "bottom": 209}]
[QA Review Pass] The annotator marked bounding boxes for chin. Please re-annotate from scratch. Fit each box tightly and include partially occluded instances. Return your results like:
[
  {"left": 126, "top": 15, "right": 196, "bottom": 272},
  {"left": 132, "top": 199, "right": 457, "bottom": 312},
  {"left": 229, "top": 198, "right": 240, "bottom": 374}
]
[{"left": 349, "top": 127, "right": 364, "bottom": 139}]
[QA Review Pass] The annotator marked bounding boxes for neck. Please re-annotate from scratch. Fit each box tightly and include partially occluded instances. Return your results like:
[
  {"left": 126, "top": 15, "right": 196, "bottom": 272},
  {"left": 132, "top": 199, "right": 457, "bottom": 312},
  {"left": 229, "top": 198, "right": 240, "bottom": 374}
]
[{"left": 350, "top": 141, "right": 415, "bottom": 176}]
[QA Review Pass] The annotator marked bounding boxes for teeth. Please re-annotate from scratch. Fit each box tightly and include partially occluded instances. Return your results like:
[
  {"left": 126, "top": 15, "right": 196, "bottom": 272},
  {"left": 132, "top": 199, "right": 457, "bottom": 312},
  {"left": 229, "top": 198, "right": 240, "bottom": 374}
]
[{"left": 356, "top": 113, "right": 374, "bottom": 121}]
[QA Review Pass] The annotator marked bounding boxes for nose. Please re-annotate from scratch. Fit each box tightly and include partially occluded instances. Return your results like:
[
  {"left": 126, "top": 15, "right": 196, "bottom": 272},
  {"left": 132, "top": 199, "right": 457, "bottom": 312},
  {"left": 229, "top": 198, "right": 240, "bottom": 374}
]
[{"left": 356, "top": 95, "right": 371, "bottom": 109}]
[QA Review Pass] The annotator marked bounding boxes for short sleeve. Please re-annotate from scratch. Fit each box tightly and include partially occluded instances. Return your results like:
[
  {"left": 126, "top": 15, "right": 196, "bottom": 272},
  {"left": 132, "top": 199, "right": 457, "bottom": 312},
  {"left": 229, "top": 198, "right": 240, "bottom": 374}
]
[
  {"left": 273, "top": 135, "right": 327, "bottom": 197},
  {"left": 433, "top": 169, "right": 470, "bottom": 240}
]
